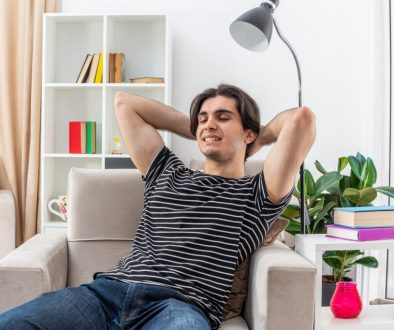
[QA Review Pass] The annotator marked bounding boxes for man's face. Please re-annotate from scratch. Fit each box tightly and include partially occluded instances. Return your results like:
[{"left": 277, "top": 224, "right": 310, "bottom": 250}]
[{"left": 196, "top": 95, "right": 255, "bottom": 162}]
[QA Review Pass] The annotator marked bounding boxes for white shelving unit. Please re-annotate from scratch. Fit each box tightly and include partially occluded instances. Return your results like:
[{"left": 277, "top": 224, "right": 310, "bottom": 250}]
[
  {"left": 295, "top": 234, "right": 394, "bottom": 330},
  {"left": 41, "top": 14, "right": 172, "bottom": 233}
]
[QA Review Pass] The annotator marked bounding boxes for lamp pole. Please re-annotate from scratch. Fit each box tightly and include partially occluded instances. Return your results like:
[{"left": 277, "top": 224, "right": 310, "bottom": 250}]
[{"left": 272, "top": 18, "right": 308, "bottom": 233}]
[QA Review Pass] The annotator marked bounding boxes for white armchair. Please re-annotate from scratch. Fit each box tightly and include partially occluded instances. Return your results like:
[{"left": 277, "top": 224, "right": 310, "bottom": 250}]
[{"left": 0, "top": 168, "right": 316, "bottom": 329}]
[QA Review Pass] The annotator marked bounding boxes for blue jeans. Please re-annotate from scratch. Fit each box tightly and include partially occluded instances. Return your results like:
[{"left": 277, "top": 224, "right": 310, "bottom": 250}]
[{"left": 0, "top": 277, "right": 211, "bottom": 329}]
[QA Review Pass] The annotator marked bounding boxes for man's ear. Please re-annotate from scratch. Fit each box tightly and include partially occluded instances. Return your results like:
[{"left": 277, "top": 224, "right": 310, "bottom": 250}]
[{"left": 244, "top": 129, "right": 257, "bottom": 144}]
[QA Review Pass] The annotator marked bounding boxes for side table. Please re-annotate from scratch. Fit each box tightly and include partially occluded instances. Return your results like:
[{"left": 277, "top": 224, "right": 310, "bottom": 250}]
[{"left": 295, "top": 234, "right": 394, "bottom": 330}]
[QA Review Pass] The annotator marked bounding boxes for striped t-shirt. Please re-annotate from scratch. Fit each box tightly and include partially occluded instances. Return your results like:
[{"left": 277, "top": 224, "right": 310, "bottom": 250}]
[{"left": 97, "top": 146, "right": 293, "bottom": 328}]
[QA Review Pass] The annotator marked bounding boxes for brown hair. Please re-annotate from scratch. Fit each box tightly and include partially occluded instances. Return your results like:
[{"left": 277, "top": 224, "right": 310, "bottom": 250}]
[{"left": 190, "top": 83, "right": 261, "bottom": 159}]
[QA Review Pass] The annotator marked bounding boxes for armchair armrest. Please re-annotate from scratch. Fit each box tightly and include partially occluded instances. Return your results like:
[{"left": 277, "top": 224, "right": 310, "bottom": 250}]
[
  {"left": 244, "top": 240, "right": 316, "bottom": 330},
  {"left": 0, "top": 232, "right": 67, "bottom": 312}
]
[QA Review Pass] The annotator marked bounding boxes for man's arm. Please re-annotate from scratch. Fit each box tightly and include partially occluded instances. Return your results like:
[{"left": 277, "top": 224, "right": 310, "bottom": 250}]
[
  {"left": 250, "top": 106, "right": 316, "bottom": 204},
  {"left": 114, "top": 92, "right": 195, "bottom": 176}
]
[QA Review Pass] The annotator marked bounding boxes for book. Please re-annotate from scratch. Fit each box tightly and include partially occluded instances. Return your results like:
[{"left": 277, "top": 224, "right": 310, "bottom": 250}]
[
  {"left": 115, "top": 52, "right": 124, "bottom": 83},
  {"left": 86, "top": 121, "right": 96, "bottom": 154},
  {"left": 69, "top": 121, "right": 86, "bottom": 153},
  {"left": 76, "top": 54, "right": 93, "bottom": 83},
  {"left": 333, "top": 206, "right": 394, "bottom": 227},
  {"left": 94, "top": 52, "right": 103, "bottom": 83},
  {"left": 129, "top": 77, "right": 164, "bottom": 83},
  {"left": 86, "top": 53, "right": 100, "bottom": 83},
  {"left": 326, "top": 224, "right": 394, "bottom": 241},
  {"left": 109, "top": 53, "right": 116, "bottom": 83}
]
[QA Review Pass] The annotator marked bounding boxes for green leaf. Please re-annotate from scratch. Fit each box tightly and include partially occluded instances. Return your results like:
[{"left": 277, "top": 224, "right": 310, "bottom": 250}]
[
  {"left": 322, "top": 252, "right": 342, "bottom": 269},
  {"left": 339, "top": 176, "right": 352, "bottom": 194},
  {"left": 282, "top": 204, "right": 300, "bottom": 220},
  {"left": 337, "top": 157, "right": 349, "bottom": 173},
  {"left": 359, "top": 187, "right": 377, "bottom": 205},
  {"left": 327, "top": 182, "right": 341, "bottom": 195},
  {"left": 315, "top": 201, "right": 337, "bottom": 222},
  {"left": 375, "top": 187, "right": 394, "bottom": 198},
  {"left": 343, "top": 187, "right": 377, "bottom": 206},
  {"left": 344, "top": 250, "right": 364, "bottom": 258},
  {"left": 312, "top": 172, "right": 343, "bottom": 199},
  {"left": 292, "top": 189, "right": 301, "bottom": 199},
  {"left": 343, "top": 188, "right": 360, "bottom": 204},
  {"left": 356, "top": 152, "right": 366, "bottom": 166},
  {"left": 353, "top": 256, "right": 379, "bottom": 268},
  {"left": 285, "top": 219, "right": 301, "bottom": 235},
  {"left": 305, "top": 169, "right": 316, "bottom": 197},
  {"left": 348, "top": 156, "right": 362, "bottom": 180},
  {"left": 311, "top": 217, "right": 324, "bottom": 233},
  {"left": 350, "top": 170, "right": 360, "bottom": 189},
  {"left": 366, "top": 158, "right": 377, "bottom": 186},
  {"left": 339, "top": 195, "right": 353, "bottom": 207},
  {"left": 315, "top": 160, "right": 328, "bottom": 174},
  {"left": 360, "top": 158, "right": 377, "bottom": 188},
  {"left": 309, "top": 198, "right": 324, "bottom": 218}
]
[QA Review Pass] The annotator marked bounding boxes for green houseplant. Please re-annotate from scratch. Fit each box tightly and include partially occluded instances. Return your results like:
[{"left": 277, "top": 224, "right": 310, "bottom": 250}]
[{"left": 281, "top": 152, "right": 394, "bottom": 304}]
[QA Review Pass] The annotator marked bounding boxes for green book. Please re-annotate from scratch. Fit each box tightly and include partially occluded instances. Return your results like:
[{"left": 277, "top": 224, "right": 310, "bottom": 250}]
[{"left": 86, "top": 121, "right": 96, "bottom": 154}]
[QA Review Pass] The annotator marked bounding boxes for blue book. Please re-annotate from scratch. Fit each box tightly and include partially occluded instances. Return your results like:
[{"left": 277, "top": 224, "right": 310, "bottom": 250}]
[
  {"left": 333, "top": 206, "right": 394, "bottom": 227},
  {"left": 333, "top": 206, "right": 394, "bottom": 213}
]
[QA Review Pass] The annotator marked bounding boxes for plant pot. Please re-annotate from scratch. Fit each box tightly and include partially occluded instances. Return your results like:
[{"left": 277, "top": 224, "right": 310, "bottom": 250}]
[{"left": 321, "top": 275, "right": 352, "bottom": 306}]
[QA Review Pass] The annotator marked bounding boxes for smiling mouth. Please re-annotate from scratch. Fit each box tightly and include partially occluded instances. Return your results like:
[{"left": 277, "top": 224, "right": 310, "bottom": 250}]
[{"left": 202, "top": 137, "right": 222, "bottom": 142}]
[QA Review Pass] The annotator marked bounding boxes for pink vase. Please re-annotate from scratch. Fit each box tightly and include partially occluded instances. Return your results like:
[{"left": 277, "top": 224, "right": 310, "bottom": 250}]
[{"left": 330, "top": 281, "right": 362, "bottom": 318}]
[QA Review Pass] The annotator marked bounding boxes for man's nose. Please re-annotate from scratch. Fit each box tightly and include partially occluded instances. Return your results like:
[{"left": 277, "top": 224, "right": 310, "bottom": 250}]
[{"left": 204, "top": 117, "right": 217, "bottom": 130}]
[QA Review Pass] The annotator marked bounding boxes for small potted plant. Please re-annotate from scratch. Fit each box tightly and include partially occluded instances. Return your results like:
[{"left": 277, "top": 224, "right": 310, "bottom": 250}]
[
  {"left": 281, "top": 152, "right": 394, "bottom": 305},
  {"left": 321, "top": 250, "right": 378, "bottom": 306}
]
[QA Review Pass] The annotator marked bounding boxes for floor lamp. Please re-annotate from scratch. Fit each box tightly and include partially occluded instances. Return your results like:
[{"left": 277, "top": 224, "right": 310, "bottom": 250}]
[{"left": 229, "top": 0, "right": 309, "bottom": 233}]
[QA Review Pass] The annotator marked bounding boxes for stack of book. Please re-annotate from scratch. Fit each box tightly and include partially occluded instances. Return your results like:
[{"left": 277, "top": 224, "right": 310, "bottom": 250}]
[
  {"left": 108, "top": 52, "right": 124, "bottom": 83},
  {"left": 76, "top": 53, "right": 103, "bottom": 84},
  {"left": 326, "top": 206, "right": 394, "bottom": 241},
  {"left": 69, "top": 121, "right": 96, "bottom": 154}
]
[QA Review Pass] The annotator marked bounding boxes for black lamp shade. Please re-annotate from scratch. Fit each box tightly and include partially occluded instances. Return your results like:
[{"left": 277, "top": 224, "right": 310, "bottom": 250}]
[{"left": 229, "top": 5, "right": 273, "bottom": 52}]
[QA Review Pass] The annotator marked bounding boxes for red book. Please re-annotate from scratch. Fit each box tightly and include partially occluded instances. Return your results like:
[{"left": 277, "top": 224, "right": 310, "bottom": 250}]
[{"left": 69, "top": 122, "right": 86, "bottom": 153}]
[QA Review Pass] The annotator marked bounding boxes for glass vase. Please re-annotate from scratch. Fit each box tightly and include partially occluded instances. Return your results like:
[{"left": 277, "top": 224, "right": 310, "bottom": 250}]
[{"left": 330, "top": 281, "right": 362, "bottom": 318}]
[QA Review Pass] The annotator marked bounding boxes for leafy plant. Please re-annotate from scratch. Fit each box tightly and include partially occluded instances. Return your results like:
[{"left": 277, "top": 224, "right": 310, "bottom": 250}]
[
  {"left": 282, "top": 152, "right": 393, "bottom": 281},
  {"left": 283, "top": 152, "right": 394, "bottom": 235},
  {"left": 322, "top": 250, "right": 378, "bottom": 282}
]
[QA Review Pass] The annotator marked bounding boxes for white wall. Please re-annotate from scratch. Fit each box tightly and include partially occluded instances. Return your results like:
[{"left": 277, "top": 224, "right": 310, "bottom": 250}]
[{"left": 61, "top": 0, "right": 390, "bottom": 190}]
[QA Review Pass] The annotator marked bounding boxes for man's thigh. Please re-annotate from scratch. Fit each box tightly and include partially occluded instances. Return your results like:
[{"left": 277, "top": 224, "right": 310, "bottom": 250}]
[
  {"left": 139, "top": 298, "right": 211, "bottom": 330},
  {"left": 0, "top": 278, "right": 121, "bottom": 330}
]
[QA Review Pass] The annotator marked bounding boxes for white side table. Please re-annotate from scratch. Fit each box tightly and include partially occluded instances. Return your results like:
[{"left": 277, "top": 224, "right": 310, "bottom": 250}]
[{"left": 295, "top": 234, "right": 394, "bottom": 330}]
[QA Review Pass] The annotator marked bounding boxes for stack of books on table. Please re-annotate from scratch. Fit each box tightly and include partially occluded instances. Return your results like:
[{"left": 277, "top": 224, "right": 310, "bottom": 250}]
[{"left": 326, "top": 206, "right": 394, "bottom": 241}]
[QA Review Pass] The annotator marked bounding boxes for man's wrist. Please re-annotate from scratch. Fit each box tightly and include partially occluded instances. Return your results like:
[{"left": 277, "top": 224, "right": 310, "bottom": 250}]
[{"left": 258, "top": 124, "right": 276, "bottom": 147}]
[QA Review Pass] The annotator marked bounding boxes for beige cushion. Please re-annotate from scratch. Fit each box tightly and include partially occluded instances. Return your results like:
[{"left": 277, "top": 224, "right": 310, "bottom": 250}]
[
  {"left": 67, "top": 168, "right": 144, "bottom": 241},
  {"left": 222, "top": 218, "right": 289, "bottom": 321}
]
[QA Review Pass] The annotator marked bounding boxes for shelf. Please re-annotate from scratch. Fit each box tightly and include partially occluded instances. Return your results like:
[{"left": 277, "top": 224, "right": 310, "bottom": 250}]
[
  {"left": 45, "top": 83, "right": 103, "bottom": 89},
  {"left": 103, "top": 153, "right": 130, "bottom": 158},
  {"left": 45, "top": 220, "right": 68, "bottom": 228},
  {"left": 44, "top": 153, "right": 102, "bottom": 158},
  {"left": 321, "top": 305, "right": 394, "bottom": 330},
  {"left": 106, "top": 83, "right": 165, "bottom": 89}
]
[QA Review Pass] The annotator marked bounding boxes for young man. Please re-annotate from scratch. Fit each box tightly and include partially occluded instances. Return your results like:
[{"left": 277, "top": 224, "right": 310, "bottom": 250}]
[{"left": 0, "top": 84, "right": 316, "bottom": 329}]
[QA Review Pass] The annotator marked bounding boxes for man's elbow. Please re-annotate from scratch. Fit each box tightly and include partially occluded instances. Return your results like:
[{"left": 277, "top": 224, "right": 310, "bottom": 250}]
[
  {"left": 114, "top": 91, "right": 134, "bottom": 114},
  {"left": 296, "top": 106, "right": 315, "bottom": 124},
  {"left": 295, "top": 106, "right": 316, "bottom": 133}
]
